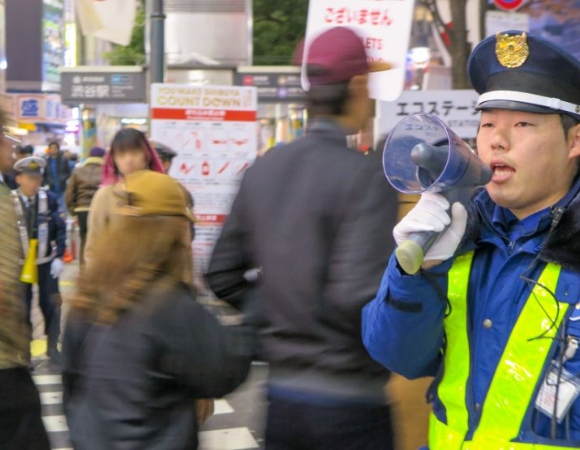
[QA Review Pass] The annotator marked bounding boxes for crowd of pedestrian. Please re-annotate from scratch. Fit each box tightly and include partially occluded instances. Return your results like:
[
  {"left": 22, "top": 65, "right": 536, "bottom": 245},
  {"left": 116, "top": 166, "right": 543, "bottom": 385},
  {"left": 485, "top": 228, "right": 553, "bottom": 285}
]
[{"left": 1, "top": 24, "right": 580, "bottom": 450}]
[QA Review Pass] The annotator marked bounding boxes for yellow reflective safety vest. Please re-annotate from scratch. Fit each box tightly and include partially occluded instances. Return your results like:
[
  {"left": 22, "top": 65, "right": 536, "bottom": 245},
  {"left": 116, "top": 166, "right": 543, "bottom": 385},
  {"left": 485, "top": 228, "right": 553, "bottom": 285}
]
[{"left": 429, "top": 251, "right": 572, "bottom": 450}]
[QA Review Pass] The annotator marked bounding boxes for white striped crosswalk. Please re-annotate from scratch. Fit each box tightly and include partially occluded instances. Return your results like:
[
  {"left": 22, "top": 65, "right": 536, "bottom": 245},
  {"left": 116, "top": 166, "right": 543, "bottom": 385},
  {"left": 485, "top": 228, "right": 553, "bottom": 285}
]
[
  {"left": 33, "top": 371, "right": 259, "bottom": 449},
  {"left": 43, "top": 415, "right": 69, "bottom": 433},
  {"left": 199, "top": 428, "right": 260, "bottom": 450},
  {"left": 40, "top": 391, "right": 63, "bottom": 405},
  {"left": 33, "top": 374, "right": 62, "bottom": 385},
  {"left": 214, "top": 399, "right": 235, "bottom": 415}
]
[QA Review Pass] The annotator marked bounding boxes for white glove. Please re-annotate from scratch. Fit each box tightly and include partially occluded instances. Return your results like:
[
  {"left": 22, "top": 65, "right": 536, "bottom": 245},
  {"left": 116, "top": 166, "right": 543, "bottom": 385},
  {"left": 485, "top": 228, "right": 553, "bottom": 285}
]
[
  {"left": 50, "top": 258, "right": 64, "bottom": 279},
  {"left": 393, "top": 192, "right": 468, "bottom": 263}
]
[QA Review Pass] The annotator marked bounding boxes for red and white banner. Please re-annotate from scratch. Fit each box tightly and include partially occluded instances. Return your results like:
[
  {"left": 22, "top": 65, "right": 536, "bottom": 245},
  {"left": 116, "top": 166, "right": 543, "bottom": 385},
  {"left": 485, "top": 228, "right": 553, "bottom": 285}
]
[
  {"left": 303, "top": 0, "right": 416, "bottom": 101},
  {"left": 75, "top": 0, "right": 137, "bottom": 46},
  {"left": 150, "top": 83, "right": 258, "bottom": 296}
]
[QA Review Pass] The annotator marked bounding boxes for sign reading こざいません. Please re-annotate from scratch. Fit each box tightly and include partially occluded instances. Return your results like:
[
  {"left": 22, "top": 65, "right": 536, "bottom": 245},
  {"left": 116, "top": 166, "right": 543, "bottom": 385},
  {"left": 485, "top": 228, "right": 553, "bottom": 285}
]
[{"left": 303, "top": 0, "right": 416, "bottom": 101}]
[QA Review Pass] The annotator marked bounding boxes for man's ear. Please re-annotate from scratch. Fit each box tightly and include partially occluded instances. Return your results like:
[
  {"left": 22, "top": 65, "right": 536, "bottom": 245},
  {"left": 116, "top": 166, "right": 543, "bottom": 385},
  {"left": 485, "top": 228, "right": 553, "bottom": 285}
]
[
  {"left": 344, "top": 74, "right": 371, "bottom": 131},
  {"left": 568, "top": 122, "right": 580, "bottom": 160},
  {"left": 347, "top": 74, "right": 369, "bottom": 99}
]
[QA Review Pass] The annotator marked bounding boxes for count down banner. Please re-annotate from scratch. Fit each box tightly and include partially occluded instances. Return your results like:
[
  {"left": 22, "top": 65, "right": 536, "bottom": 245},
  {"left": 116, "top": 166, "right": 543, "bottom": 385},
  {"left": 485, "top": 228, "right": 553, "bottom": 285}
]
[{"left": 150, "top": 83, "right": 258, "bottom": 300}]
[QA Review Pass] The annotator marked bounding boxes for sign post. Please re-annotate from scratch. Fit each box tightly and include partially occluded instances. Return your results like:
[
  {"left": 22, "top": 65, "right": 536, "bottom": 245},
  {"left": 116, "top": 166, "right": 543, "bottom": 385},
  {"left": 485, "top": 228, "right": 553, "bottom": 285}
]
[
  {"left": 302, "top": 0, "right": 416, "bottom": 101},
  {"left": 493, "top": 0, "right": 526, "bottom": 11},
  {"left": 59, "top": 67, "right": 147, "bottom": 105},
  {"left": 13, "top": 93, "right": 72, "bottom": 124}
]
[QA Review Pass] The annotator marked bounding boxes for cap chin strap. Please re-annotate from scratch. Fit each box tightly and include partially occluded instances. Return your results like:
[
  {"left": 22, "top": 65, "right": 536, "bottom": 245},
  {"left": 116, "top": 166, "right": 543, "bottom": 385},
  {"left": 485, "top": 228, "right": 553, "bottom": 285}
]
[{"left": 478, "top": 90, "right": 580, "bottom": 115}]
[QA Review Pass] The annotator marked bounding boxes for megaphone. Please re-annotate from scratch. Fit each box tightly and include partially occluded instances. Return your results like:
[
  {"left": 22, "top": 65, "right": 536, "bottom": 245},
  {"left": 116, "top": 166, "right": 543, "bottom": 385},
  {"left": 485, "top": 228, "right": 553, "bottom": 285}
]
[
  {"left": 383, "top": 114, "right": 492, "bottom": 275},
  {"left": 20, "top": 239, "right": 38, "bottom": 284}
]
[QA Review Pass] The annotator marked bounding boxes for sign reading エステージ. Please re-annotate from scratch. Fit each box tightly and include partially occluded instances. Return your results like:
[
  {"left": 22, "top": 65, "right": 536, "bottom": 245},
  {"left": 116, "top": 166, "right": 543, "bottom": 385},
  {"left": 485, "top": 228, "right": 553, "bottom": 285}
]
[
  {"left": 378, "top": 90, "right": 480, "bottom": 139},
  {"left": 303, "top": 0, "right": 416, "bottom": 101}
]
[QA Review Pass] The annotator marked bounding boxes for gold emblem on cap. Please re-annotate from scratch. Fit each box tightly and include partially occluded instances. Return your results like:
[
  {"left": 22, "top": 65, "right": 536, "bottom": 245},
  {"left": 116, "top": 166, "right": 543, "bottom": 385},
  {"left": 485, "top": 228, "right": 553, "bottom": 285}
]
[
  {"left": 495, "top": 32, "right": 529, "bottom": 68},
  {"left": 29, "top": 161, "right": 38, "bottom": 169}
]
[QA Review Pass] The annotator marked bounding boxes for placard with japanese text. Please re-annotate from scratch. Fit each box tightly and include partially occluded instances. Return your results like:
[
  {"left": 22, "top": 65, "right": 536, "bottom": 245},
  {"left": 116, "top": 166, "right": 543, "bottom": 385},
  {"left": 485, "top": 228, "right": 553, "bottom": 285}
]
[
  {"left": 377, "top": 90, "right": 480, "bottom": 139},
  {"left": 150, "top": 83, "right": 258, "bottom": 303},
  {"left": 303, "top": 0, "right": 416, "bottom": 101}
]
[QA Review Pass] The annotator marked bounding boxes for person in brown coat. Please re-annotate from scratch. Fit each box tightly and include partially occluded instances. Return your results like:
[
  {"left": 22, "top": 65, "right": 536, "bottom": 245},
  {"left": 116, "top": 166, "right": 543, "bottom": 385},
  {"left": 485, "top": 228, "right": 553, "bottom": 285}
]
[
  {"left": 84, "top": 129, "right": 165, "bottom": 266},
  {"left": 65, "top": 146, "right": 105, "bottom": 264},
  {"left": 0, "top": 119, "right": 51, "bottom": 449}
]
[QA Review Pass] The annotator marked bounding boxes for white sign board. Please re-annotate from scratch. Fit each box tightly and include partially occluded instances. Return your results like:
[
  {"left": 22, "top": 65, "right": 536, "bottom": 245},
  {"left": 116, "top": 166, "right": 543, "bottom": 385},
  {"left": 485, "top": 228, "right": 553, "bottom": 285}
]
[
  {"left": 377, "top": 90, "right": 481, "bottom": 139},
  {"left": 485, "top": 11, "right": 529, "bottom": 37},
  {"left": 303, "top": 0, "right": 416, "bottom": 101},
  {"left": 150, "top": 83, "right": 258, "bottom": 295}
]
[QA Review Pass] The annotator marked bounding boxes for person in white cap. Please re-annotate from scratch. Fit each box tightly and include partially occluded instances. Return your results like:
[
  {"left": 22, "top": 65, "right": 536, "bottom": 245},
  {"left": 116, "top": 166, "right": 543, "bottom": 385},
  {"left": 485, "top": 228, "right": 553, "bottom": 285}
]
[{"left": 13, "top": 156, "right": 66, "bottom": 364}]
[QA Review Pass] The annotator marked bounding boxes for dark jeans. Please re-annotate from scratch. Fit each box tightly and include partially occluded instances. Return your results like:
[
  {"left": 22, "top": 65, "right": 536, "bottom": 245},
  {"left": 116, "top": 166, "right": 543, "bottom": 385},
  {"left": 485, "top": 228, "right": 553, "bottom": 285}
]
[
  {"left": 54, "top": 192, "right": 66, "bottom": 216},
  {"left": 24, "top": 261, "right": 61, "bottom": 350},
  {"left": 265, "top": 396, "right": 395, "bottom": 450},
  {"left": 0, "top": 367, "right": 51, "bottom": 450},
  {"left": 77, "top": 210, "right": 89, "bottom": 265}
]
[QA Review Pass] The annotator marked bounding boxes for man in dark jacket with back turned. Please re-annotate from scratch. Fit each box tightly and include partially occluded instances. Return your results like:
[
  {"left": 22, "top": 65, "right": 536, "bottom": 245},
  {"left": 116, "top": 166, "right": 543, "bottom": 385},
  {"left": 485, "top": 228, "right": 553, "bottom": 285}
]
[{"left": 206, "top": 27, "right": 399, "bottom": 450}]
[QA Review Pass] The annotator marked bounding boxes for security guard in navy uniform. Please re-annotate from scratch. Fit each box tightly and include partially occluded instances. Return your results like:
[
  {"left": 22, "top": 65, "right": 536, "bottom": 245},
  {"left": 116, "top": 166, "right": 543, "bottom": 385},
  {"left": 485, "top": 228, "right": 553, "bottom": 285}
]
[
  {"left": 13, "top": 156, "right": 66, "bottom": 363},
  {"left": 364, "top": 30, "right": 580, "bottom": 447}
]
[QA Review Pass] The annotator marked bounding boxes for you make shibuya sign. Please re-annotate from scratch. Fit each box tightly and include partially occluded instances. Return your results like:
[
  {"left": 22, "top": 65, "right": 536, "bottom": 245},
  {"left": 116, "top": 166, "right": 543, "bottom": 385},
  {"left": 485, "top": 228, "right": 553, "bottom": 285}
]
[{"left": 303, "top": 0, "right": 416, "bottom": 101}]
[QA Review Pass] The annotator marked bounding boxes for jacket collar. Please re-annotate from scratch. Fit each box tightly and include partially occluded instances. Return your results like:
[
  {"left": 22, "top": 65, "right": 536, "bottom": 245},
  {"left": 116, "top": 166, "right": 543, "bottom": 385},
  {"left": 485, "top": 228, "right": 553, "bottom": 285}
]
[
  {"left": 306, "top": 118, "right": 349, "bottom": 145},
  {"left": 464, "top": 178, "right": 580, "bottom": 272},
  {"left": 84, "top": 157, "right": 104, "bottom": 166}
]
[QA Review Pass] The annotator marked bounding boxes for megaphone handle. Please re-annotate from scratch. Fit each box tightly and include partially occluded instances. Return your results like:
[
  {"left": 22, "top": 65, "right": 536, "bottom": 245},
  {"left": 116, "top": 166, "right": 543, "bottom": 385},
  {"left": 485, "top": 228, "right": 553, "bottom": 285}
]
[{"left": 395, "top": 229, "right": 445, "bottom": 275}]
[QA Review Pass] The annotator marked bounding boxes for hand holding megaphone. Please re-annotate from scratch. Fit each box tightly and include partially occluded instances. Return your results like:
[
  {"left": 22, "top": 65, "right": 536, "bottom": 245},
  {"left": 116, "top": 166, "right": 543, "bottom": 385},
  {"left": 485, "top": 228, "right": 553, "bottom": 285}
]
[
  {"left": 393, "top": 192, "right": 468, "bottom": 271},
  {"left": 383, "top": 114, "right": 491, "bottom": 274}
]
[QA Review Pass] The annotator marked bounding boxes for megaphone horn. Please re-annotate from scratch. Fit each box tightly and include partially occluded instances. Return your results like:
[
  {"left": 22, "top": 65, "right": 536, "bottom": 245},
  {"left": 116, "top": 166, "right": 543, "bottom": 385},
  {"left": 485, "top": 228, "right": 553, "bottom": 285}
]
[
  {"left": 21, "top": 239, "right": 38, "bottom": 284},
  {"left": 411, "top": 142, "right": 449, "bottom": 188},
  {"left": 383, "top": 114, "right": 491, "bottom": 275}
]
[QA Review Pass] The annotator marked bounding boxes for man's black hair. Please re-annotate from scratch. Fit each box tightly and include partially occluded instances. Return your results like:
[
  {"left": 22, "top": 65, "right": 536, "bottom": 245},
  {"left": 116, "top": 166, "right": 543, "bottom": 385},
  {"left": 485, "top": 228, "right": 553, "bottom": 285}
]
[
  {"left": 561, "top": 114, "right": 580, "bottom": 138},
  {"left": 305, "top": 66, "right": 350, "bottom": 117}
]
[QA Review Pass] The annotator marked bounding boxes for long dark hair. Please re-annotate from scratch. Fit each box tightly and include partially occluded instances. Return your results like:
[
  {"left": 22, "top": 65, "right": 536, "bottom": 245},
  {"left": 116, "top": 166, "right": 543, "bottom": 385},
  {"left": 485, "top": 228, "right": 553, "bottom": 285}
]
[
  {"left": 71, "top": 215, "right": 194, "bottom": 324},
  {"left": 102, "top": 129, "right": 164, "bottom": 185}
]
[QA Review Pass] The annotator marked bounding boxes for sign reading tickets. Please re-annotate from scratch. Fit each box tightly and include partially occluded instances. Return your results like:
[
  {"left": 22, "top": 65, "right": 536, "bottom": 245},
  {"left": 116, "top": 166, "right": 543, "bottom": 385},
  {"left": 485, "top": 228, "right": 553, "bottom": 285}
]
[
  {"left": 303, "top": 0, "right": 416, "bottom": 101},
  {"left": 150, "top": 83, "right": 258, "bottom": 300}
]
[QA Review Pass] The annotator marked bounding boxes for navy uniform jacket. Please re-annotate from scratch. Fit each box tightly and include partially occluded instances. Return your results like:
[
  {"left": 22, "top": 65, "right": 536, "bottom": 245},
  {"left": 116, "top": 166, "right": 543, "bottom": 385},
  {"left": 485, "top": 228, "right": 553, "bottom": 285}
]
[
  {"left": 23, "top": 189, "right": 66, "bottom": 260},
  {"left": 363, "top": 178, "right": 580, "bottom": 442}
]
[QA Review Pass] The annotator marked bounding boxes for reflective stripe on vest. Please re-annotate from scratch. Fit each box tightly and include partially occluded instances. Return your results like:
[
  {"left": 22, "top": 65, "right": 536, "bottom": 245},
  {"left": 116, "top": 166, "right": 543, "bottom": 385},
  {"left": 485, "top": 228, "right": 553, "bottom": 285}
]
[
  {"left": 429, "top": 251, "right": 571, "bottom": 449},
  {"left": 11, "top": 189, "right": 53, "bottom": 264}
]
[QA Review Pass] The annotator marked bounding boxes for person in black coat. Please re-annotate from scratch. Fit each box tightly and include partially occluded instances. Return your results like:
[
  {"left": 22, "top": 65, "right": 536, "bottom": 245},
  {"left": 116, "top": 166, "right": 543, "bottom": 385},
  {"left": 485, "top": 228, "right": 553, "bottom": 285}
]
[
  {"left": 43, "top": 141, "right": 71, "bottom": 214},
  {"left": 206, "top": 27, "right": 399, "bottom": 450},
  {"left": 62, "top": 171, "right": 253, "bottom": 450}
]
